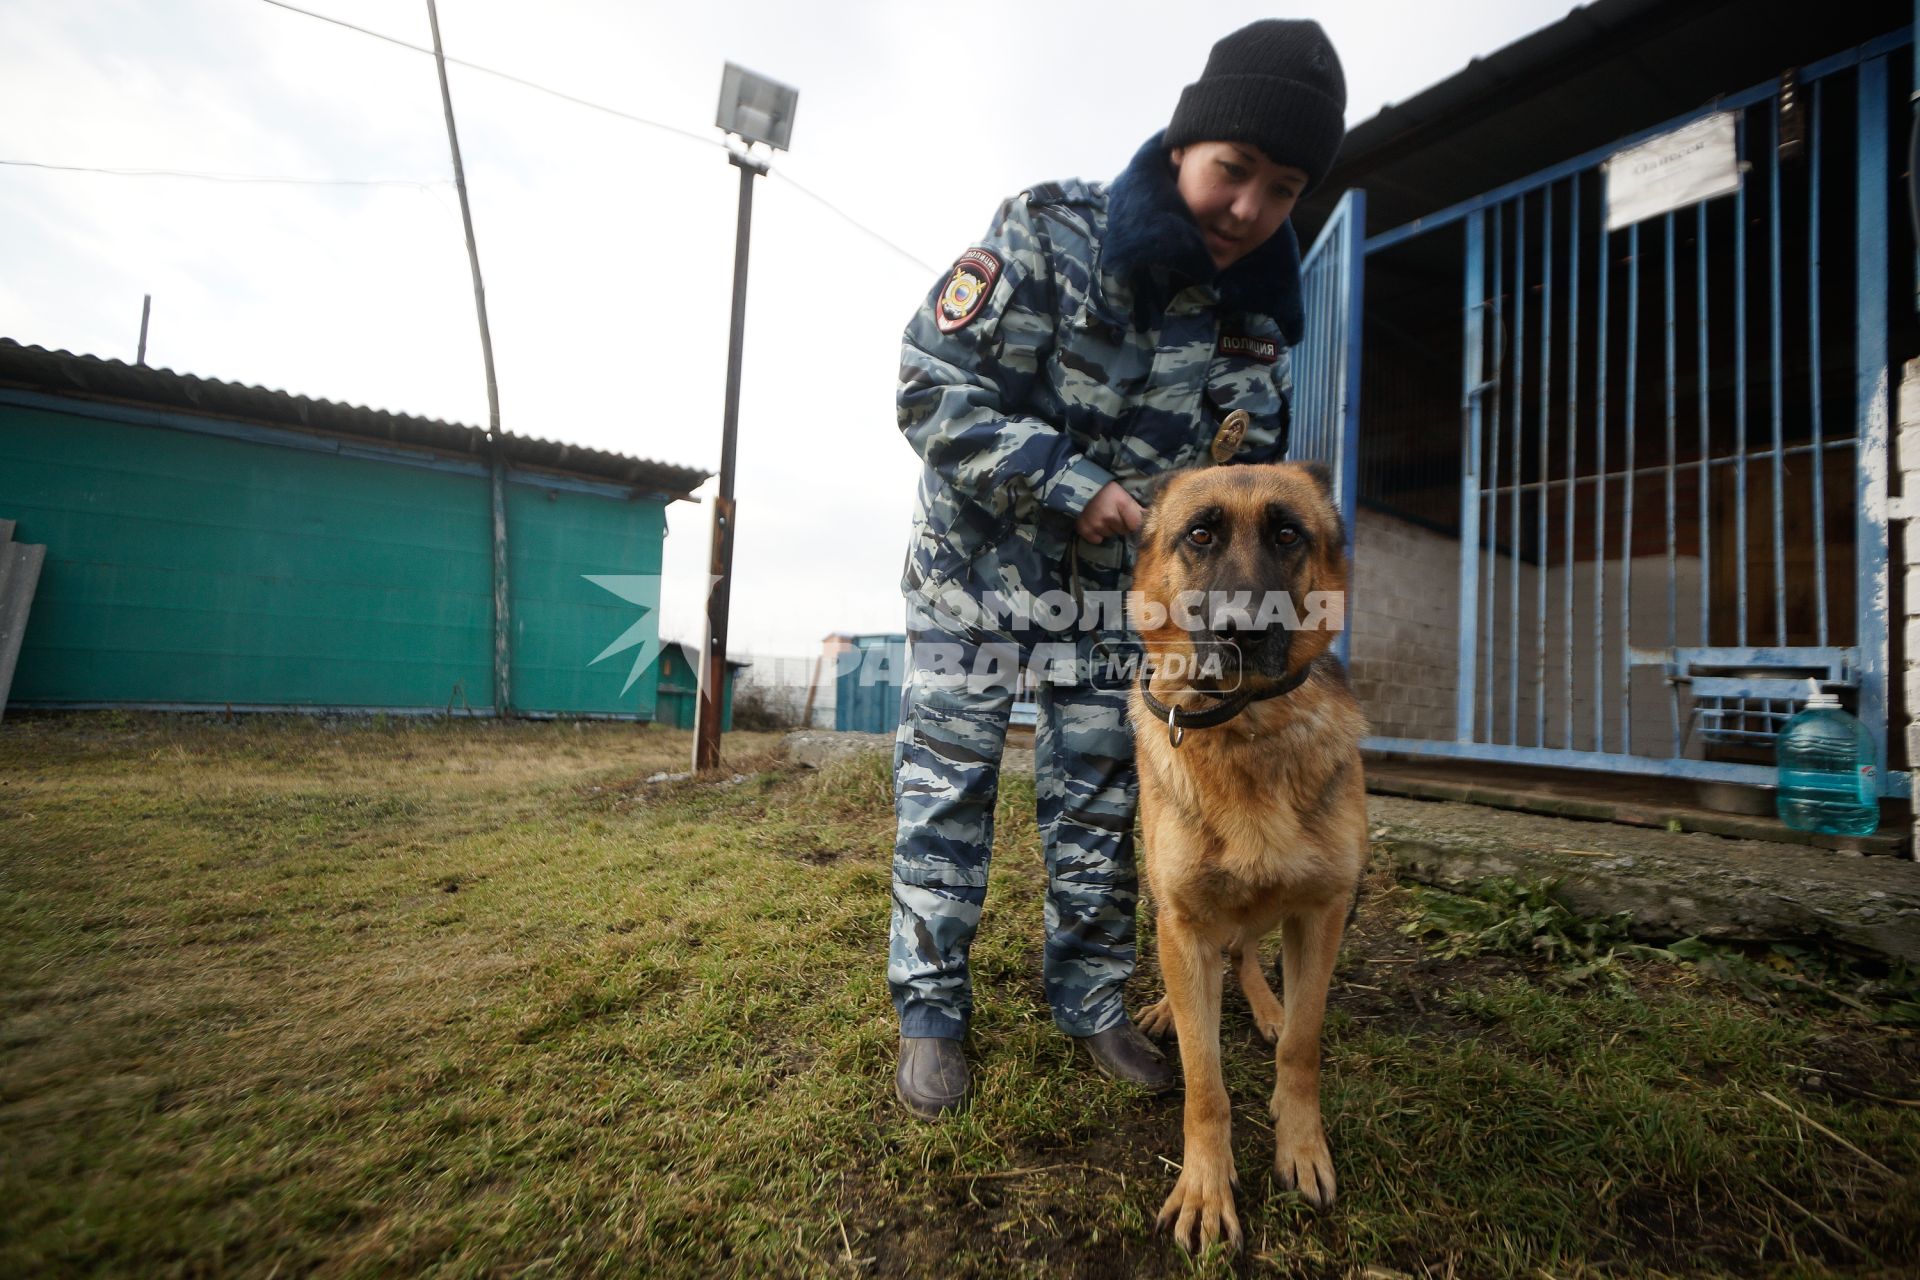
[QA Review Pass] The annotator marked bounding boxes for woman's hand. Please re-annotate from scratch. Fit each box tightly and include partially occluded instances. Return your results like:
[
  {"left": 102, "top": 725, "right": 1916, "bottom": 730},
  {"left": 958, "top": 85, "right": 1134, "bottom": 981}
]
[{"left": 1075, "top": 481, "right": 1144, "bottom": 545}]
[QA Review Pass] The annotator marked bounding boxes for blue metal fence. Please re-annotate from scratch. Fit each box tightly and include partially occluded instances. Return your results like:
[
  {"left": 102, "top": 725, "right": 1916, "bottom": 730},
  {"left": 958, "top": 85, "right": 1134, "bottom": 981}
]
[
  {"left": 1291, "top": 189, "right": 1366, "bottom": 663},
  {"left": 1355, "top": 30, "right": 1905, "bottom": 796}
]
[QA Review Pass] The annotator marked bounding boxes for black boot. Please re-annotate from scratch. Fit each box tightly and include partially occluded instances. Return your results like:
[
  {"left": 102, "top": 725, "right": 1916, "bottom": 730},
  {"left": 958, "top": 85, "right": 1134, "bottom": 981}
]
[
  {"left": 1075, "top": 1020, "right": 1176, "bottom": 1093},
  {"left": 895, "top": 1035, "right": 970, "bottom": 1119}
]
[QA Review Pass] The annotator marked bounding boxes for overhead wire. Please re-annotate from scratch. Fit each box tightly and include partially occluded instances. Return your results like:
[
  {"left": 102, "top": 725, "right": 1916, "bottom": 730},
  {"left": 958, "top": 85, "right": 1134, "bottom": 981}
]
[
  {"left": 256, "top": 0, "right": 428, "bottom": 53},
  {"left": 775, "top": 173, "right": 939, "bottom": 274},
  {"left": 0, "top": 157, "right": 445, "bottom": 188},
  {"left": 260, "top": 0, "right": 723, "bottom": 153},
  {"left": 254, "top": 0, "right": 937, "bottom": 273}
]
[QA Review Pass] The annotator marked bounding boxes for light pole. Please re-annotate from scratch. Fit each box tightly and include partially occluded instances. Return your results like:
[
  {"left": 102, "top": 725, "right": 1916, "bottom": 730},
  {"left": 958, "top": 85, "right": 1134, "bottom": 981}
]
[{"left": 694, "top": 64, "right": 797, "bottom": 772}]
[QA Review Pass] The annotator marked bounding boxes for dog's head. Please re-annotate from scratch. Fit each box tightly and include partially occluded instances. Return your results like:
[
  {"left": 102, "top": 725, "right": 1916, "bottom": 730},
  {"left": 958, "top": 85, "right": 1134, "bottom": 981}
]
[{"left": 1129, "top": 462, "right": 1348, "bottom": 689}]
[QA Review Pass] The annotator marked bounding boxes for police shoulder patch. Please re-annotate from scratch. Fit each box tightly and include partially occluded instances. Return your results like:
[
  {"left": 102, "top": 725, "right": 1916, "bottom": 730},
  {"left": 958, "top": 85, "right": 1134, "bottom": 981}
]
[{"left": 935, "top": 248, "right": 1002, "bottom": 334}]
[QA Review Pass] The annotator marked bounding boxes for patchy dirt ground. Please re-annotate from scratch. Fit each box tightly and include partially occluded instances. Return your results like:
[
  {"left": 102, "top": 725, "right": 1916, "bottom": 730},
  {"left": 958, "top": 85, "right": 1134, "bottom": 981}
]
[
  {"left": 830, "top": 858, "right": 1920, "bottom": 1279},
  {"left": 4, "top": 717, "right": 1917, "bottom": 1278}
]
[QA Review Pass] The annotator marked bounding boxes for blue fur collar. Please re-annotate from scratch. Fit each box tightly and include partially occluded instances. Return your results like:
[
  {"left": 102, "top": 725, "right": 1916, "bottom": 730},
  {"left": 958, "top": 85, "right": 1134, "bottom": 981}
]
[{"left": 1102, "top": 132, "right": 1304, "bottom": 344}]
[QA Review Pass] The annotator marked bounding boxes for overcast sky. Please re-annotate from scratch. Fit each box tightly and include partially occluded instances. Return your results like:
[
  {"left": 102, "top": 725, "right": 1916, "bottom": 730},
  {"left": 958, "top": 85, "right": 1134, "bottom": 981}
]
[{"left": 1, "top": 0, "right": 1577, "bottom": 664}]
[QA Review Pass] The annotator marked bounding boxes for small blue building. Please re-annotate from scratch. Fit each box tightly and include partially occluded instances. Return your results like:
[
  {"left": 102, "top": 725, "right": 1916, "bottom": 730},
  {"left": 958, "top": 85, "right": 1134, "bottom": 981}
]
[{"left": 833, "top": 633, "right": 908, "bottom": 735}]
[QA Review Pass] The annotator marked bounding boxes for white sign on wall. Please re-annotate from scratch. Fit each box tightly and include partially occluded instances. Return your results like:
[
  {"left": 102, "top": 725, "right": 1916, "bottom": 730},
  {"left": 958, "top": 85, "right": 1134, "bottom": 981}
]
[{"left": 1603, "top": 111, "right": 1743, "bottom": 232}]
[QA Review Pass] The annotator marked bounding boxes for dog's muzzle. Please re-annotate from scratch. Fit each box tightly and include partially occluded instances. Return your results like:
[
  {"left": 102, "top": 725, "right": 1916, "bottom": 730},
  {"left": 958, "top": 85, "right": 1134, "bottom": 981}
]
[{"left": 1204, "top": 606, "right": 1293, "bottom": 681}]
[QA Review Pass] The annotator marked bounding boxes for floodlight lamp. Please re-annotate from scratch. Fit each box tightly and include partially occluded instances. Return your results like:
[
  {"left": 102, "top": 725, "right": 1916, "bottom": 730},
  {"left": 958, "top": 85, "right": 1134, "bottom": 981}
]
[{"left": 716, "top": 62, "right": 798, "bottom": 152}]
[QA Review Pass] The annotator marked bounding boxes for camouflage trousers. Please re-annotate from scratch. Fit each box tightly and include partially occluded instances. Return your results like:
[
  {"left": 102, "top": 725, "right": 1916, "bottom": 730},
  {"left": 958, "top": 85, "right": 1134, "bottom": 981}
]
[{"left": 887, "top": 626, "right": 1139, "bottom": 1040}]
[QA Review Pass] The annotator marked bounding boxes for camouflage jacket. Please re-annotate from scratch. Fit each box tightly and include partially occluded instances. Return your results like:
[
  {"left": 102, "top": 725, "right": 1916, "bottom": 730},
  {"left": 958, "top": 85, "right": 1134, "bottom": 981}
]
[{"left": 897, "top": 132, "right": 1306, "bottom": 636}]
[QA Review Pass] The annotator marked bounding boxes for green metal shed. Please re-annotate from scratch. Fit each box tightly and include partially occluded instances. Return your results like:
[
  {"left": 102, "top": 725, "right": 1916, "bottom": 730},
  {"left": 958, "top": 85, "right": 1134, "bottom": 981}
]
[
  {"left": 653, "top": 641, "right": 748, "bottom": 731},
  {"left": 0, "top": 339, "right": 709, "bottom": 718}
]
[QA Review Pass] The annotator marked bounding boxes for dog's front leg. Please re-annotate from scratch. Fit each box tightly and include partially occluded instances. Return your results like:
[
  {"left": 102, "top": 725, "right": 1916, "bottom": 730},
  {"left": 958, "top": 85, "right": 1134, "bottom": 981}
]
[
  {"left": 1154, "top": 913, "right": 1241, "bottom": 1253},
  {"left": 1270, "top": 895, "right": 1347, "bottom": 1209}
]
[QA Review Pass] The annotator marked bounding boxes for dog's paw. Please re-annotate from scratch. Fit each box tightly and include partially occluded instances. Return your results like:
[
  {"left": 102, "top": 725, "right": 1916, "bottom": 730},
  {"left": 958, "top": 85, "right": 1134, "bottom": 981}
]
[
  {"left": 1272, "top": 1124, "right": 1337, "bottom": 1211},
  {"left": 1251, "top": 1005, "right": 1283, "bottom": 1045},
  {"left": 1136, "top": 997, "right": 1174, "bottom": 1040},
  {"left": 1156, "top": 1159, "right": 1243, "bottom": 1254}
]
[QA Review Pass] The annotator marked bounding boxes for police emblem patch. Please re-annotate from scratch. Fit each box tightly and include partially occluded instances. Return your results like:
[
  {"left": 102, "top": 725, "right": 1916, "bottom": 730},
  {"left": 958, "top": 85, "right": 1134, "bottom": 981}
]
[{"left": 935, "top": 248, "right": 1002, "bottom": 333}]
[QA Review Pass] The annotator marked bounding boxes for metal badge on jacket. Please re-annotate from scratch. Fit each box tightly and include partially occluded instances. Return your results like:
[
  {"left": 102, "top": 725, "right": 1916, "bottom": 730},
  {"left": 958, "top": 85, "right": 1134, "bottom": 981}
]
[{"left": 1211, "top": 409, "right": 1249, "bottom": 464}]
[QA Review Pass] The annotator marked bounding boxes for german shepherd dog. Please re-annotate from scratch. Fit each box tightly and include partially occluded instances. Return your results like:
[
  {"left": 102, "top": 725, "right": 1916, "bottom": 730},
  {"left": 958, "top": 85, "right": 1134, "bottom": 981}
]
[{"left": 1127, "top": 461, "right": 1368, "bottom": 1254}]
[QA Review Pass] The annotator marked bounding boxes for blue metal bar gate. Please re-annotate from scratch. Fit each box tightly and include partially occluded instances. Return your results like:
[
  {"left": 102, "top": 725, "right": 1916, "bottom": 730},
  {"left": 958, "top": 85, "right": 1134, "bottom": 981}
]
[
  {"left": 1291, "top": 188, "right": 1366, "bottom": 664},
  {"left": 1297, "top": 30, "right": 1908, "bottom": 797}
]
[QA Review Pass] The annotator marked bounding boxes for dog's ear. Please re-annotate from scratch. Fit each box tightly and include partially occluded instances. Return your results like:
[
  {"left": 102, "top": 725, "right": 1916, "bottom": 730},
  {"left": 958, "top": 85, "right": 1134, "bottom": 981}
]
[
  {"left": 1297, "top": 460, "right": 1348, "bottom": 548},
  {"left": 1300, "top": 460, "right": 1336, "bottom": 502},
  {"left": 1135, "top": 469, "right": 1184, "bottom": 511}
]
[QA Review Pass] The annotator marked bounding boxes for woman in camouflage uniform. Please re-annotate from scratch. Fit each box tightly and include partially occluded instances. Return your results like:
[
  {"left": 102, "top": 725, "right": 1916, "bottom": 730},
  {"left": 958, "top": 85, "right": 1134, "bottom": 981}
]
[{"left": 888, "top": 18, "right": 1348, "bottom": 1119}]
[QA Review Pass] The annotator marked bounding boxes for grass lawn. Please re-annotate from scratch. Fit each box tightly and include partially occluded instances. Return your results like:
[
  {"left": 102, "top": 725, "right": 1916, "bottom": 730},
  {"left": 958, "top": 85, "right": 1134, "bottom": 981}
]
[{"left": 1, "top": 714, "right": 1916, "bottom": 1278}]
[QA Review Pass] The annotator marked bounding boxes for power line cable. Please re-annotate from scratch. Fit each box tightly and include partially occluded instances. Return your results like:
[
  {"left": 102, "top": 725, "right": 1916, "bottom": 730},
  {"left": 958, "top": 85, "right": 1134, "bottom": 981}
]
[
  {"left": 260, "top": 1, "right": 723, "bottom": 153},
  {"left": 255, "top": 0, "right": 937, "bottom": 272},
  {"left": 771, "top": 172, "right": 937, "bottom": 274},
  {"left": 255, "top": 0, "right": 427, "bottom": 53},
  {"left": 0, "top": 157, "right": 445, "bottom": 188}
]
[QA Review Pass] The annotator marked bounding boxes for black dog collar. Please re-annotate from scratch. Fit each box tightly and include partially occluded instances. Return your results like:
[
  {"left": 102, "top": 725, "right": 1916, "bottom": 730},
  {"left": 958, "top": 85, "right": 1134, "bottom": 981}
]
[{"left": 1137, "top": 662, "right": 1313, "bottom": 747}]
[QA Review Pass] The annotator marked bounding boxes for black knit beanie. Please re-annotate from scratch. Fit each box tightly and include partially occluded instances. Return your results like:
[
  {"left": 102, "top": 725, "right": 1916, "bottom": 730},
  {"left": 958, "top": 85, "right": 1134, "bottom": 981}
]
[{"left": 1165, "top": 19, "right": 1347, "bottom": 193}]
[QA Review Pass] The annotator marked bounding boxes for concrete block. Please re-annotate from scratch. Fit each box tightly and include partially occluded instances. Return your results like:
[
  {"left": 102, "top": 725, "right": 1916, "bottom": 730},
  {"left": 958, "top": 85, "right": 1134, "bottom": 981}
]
[
  {"left": 782, "top": 730, "right": 891, "bottom": 768},
  {"left": 0, "top": 541, "right": 46, "bottom": 721},
  {"left": 1897, "top": 420, "right": 1920, "bottom": 463},
  {"left": 1901, "top": 357, "right": 1920, "bottom": 429}
]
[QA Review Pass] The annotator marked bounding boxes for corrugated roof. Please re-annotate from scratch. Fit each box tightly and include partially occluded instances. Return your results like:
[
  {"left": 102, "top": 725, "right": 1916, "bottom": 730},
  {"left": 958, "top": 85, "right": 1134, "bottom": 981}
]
[
  {"left": 1295, "top": 0, "right": 1908, "bottom": 245},
  {"left": 0, "top": 338, "right": 711, "bottom": 499}
]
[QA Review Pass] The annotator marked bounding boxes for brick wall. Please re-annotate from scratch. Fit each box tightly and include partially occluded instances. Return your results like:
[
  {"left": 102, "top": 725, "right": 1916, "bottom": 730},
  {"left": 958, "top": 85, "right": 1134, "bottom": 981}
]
[
  {"left": 1350, "top": 509, "right": 1459, "bottom": 740},
  {"left": 1349, "top": 508, "right": 1700, "bottom": 755}
]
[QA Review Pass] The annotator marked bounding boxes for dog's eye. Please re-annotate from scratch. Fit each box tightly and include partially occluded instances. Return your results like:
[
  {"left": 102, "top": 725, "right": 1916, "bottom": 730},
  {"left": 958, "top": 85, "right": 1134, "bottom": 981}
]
[
  {"left": 1275, "top": 525, "right": 1300, "bottom": 546},
  {"left": 1187, "top": 525, "right": 1214, "bottom": 547}
]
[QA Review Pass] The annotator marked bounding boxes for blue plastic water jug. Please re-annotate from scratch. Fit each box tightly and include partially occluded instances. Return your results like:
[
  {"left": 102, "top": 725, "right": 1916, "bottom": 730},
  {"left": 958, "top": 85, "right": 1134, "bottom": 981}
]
[{"left": 1775, "top": 681, "right": 1879, "bottom": 836}]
